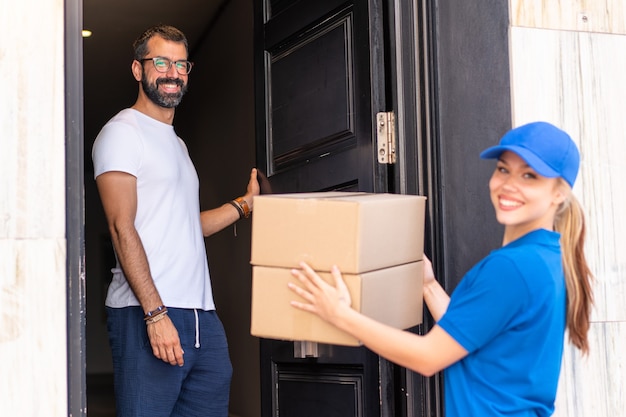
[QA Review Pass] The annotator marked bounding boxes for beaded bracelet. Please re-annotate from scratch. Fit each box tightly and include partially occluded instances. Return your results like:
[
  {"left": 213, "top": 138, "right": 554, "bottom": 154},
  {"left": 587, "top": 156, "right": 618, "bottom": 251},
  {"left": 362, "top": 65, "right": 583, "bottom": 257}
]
[
  {"left": 145, "top": 310, "right": 168, "bottom": 325},
  {"left": 144, "top": 305, "right": 167, "bottom": 320}
]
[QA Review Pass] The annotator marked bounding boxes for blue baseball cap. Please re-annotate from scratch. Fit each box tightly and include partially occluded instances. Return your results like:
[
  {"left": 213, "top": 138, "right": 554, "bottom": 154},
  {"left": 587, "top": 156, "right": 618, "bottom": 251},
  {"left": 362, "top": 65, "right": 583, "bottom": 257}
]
[{"left": 480, "top": 121, "right": 580, "bottom": 187}]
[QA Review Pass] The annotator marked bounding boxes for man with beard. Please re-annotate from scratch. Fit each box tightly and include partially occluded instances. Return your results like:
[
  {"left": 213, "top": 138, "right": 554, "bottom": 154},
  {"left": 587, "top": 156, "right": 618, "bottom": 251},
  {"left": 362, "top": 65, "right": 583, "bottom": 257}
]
[{"left": 92, "top": 24, "right": 259, "bottom": 417}]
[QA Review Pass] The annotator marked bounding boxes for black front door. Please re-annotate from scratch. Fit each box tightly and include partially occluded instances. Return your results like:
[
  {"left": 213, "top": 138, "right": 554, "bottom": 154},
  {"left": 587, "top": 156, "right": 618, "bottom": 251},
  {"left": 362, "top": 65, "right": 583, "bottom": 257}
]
[
  {"left": 253, "top": 0, "right": 388, "bottom": 195},
  {"left": 253, "top": 1, "right": 393, "bottom": 416}
]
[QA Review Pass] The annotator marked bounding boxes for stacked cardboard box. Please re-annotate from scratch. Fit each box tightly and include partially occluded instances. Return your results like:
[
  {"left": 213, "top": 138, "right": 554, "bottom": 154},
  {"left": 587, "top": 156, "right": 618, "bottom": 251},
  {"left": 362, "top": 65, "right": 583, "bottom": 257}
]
[{"left": 250, "top": 192, "right": 426, "bottom": 346}]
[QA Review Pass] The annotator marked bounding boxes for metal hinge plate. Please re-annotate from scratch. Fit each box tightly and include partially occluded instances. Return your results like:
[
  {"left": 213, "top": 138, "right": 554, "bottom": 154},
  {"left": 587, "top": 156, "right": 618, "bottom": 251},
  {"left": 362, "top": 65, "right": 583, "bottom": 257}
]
[{"left": 376, "top": 112, "right": 396, "bottom": 164}]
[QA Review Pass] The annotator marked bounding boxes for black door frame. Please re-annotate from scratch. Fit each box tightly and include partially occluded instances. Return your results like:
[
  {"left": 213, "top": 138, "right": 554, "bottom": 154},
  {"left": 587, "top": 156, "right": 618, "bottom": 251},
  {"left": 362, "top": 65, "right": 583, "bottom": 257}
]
[
  {"left": 65, "top": 0, "right": 87, "bottom": 415},
  {"left": 386, "top": 0, "right": 443, "bottom": 415},
  {"left": 389, "top": 0, "right": 512, "bottom": 415}
]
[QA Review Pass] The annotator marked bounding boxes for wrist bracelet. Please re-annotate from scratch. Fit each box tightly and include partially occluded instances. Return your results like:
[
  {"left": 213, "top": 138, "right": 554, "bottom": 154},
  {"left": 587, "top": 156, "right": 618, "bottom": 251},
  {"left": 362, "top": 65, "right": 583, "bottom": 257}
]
[
  {"left": 145, "top": 310, "right": 168, "bottom": 325},
  {"left": 228, "top": 200, "right": 245, "bottom": 219},
  {"left": 144, "top": 305, "right": 167, "bottom": 320},
  {"left": 235, "top": 197, "right": 251, "bottom": 218}
]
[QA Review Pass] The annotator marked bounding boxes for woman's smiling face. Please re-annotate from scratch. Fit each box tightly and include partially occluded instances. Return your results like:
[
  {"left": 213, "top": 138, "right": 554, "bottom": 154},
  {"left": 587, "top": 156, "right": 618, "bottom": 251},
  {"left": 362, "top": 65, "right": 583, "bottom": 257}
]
[{"left": 489, "top": 151, "right": 566, "bottom": 244}]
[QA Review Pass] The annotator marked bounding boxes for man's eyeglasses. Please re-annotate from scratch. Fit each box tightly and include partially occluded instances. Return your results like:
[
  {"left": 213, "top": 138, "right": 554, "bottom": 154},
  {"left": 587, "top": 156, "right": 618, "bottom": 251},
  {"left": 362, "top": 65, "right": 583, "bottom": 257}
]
[{"left": 140, "top": 57, "right": 194, "bottom": 75}]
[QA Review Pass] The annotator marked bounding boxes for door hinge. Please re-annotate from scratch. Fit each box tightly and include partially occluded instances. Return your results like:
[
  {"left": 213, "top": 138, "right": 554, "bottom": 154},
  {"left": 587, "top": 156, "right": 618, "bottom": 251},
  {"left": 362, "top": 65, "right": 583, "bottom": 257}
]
[{"left": 376, "top": 112, "right": 396, "bottom": 164}]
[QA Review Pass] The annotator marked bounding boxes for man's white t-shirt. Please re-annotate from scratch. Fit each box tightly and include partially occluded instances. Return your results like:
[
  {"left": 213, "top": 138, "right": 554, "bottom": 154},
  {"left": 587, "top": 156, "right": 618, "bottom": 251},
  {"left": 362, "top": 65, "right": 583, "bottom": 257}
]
[{"left": 92, "top": 108, "right": 215, "bottom": 310}]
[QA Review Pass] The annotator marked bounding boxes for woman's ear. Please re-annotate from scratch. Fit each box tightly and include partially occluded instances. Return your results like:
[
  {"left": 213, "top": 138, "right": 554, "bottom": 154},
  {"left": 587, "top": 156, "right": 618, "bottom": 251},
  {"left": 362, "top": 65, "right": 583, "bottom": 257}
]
[
  {"left": 552, "top": 180, "right": 570, "bottom": 207},
  {"left": 131, "top": 60, "right": 143, "bottom": 82}
]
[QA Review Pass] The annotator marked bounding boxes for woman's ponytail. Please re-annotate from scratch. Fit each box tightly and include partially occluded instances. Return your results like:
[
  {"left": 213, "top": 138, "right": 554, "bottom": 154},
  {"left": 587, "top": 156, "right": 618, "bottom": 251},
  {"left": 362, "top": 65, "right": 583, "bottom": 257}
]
[{"left": 555, "top": 186, "right": 594, "bottom": 354}]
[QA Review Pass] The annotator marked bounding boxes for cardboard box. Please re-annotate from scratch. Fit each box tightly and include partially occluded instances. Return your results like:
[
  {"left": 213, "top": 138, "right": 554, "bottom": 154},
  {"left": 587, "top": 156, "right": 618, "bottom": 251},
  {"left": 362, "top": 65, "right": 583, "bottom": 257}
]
[
  {"left": 251, "top": 192, "right": 426, "bottom": 273},
  {"left": 250, "top": 261, "right": 424, "bottom": 346}
]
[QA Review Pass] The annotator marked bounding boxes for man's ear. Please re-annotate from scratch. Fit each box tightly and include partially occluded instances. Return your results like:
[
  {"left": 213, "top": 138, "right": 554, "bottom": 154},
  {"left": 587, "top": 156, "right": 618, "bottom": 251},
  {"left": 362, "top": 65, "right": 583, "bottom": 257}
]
[{"left": 131, "top": 60, "right": 143, "bottom": 82}]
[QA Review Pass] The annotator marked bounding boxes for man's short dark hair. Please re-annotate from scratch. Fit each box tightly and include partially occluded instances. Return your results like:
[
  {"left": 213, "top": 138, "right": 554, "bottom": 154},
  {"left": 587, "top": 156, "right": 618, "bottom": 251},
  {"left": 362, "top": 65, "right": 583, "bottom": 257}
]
[{"left": 133, "top": 24, "right": 189, "bottom": 60}]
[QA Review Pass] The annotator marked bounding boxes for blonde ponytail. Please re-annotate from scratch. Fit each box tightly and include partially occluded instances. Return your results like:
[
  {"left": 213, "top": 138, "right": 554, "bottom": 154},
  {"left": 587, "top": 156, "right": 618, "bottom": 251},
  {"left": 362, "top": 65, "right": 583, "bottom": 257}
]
[{"left": 554, "top": 184, "right": 594, "bottom": 354}]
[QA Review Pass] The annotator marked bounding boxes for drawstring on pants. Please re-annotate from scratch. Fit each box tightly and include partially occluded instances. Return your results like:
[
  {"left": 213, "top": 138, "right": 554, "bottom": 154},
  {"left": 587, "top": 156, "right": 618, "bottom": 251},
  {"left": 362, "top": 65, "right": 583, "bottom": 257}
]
[{"left": 194, "top": 309, "right": 200, "bottom": 348}]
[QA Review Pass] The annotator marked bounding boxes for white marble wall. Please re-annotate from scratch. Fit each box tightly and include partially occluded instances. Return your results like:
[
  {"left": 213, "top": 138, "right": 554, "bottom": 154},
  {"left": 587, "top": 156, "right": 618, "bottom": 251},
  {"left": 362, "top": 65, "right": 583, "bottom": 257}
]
[
  {"left": 511, "top": 0, "right": 626, "bottom": 34},
  {"left": 510, "top": 2, "right": 626, "bottom": 416},
  {"left": 0, "top": 0, "right": 68, "bottom": 415}
]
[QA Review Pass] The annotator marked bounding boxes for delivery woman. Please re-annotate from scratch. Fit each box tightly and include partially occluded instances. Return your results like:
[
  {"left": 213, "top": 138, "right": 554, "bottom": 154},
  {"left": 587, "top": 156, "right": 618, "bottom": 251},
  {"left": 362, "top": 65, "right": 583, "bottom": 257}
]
[{"left": 288, "top": 121, "right": 594, "bottom": 417}]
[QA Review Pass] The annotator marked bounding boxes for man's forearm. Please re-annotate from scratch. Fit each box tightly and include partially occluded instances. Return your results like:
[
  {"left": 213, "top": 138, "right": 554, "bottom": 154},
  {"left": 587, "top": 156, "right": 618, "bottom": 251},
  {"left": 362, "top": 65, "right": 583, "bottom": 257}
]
[{"left": 110, "top": 223, "right": 163, "bottom": 313}]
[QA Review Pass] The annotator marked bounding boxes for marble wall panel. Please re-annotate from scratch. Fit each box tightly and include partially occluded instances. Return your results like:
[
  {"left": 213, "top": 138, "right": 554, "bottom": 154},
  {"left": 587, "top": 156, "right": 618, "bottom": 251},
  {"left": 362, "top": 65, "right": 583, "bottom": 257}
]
[
  {"left": 0, "top": 0, "right": 66, "bottom": 240},
  {"left": 511, "top": 0, "right": 626, "bottom": 35},
  {"left": 1, "top": 0, "right": 68, "bottom": 416},
  {"left": 556, "top": 322, "right": 626, "bottom": 416},
  {"left": 0, "top": 240, "right": 67, "bottom": 416}
]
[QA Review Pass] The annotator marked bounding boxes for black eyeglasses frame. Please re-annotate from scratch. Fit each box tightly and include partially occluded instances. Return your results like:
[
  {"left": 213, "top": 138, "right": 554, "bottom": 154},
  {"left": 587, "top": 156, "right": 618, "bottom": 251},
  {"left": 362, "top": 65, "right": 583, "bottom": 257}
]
[{"left": 139, "top": 57, "right": 194, "bottom": 75}]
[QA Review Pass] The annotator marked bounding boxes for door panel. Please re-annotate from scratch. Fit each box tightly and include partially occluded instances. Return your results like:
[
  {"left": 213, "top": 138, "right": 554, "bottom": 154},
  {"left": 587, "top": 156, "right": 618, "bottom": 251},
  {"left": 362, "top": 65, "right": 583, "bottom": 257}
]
[
  {"left": 276, "top": 370, "right": 362, "bottom": 417},
  {"left": 255, "top": 0, "right": 386, "bottom": 195},
  {"left": 269, "top": 14, "right": 354, "bottom": 172},
  {"left": 254, "top": 0, "right": 389, "bottom": 416},
  {"left": 260, "top": 340, "right": 383, "bottom": 417}
]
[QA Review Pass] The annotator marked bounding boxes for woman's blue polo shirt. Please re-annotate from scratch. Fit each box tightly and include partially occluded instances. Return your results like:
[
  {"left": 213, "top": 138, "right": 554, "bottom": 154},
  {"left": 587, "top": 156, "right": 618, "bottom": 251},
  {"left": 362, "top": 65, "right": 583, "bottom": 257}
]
[{"left": 438, "top": 229, "right": 566, "bottom": 416}]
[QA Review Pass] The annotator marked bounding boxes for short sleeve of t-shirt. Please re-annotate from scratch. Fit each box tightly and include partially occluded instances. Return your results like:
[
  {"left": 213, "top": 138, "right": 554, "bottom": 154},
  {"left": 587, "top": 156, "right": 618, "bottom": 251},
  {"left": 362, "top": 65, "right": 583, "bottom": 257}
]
[
  {"left": 92, "top": 119, "right": 143, "bottom": 179},
  {"left": 437, "top": 254, "right": 531, "bottom": 353}
]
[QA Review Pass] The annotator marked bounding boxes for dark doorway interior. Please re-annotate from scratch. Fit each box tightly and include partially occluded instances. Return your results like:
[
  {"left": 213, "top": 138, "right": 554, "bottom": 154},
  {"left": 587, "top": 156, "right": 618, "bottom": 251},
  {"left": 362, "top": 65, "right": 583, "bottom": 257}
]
[{"left": 82, "top": 1, "right": 260, "bottom": 416}]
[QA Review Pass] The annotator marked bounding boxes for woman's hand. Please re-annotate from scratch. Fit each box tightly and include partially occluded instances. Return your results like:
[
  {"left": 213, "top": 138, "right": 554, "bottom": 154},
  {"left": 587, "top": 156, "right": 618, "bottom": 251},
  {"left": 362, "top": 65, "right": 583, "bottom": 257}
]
[
  {"left": 423, "top": 255, "right": 436, "bottom": 286},
  {"left": 288, "top": 262, "right": 351, "bottom": 324},
  {"left": 421, "top": 254, "right": 450, "bottom": 321}
]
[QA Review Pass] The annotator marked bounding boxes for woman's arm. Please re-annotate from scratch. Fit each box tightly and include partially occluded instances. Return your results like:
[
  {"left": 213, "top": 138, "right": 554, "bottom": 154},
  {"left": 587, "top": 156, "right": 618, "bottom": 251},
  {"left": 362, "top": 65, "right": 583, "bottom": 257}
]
[
  {"left": 422, "top": 256, "right": 450, "bottom": 322},
  {"left": 289, "top": 262, "right": 467, "bottom": 376}
]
